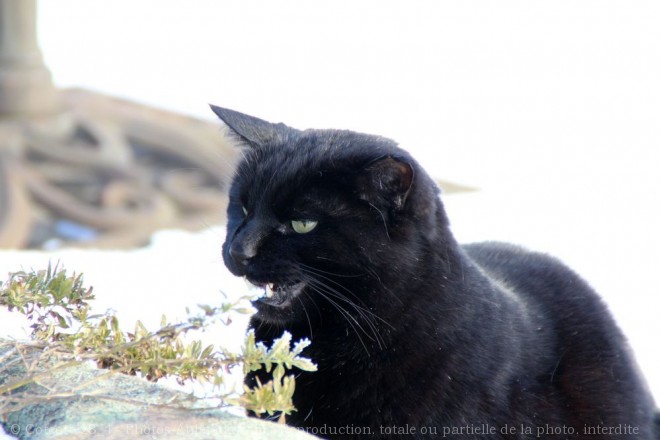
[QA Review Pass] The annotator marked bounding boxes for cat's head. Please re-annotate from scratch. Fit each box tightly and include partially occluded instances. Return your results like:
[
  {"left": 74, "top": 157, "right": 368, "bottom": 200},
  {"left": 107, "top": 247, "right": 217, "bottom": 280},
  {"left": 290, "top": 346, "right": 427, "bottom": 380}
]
[{"left": 213, "top": 106, "right": 445, "bottom": 328}]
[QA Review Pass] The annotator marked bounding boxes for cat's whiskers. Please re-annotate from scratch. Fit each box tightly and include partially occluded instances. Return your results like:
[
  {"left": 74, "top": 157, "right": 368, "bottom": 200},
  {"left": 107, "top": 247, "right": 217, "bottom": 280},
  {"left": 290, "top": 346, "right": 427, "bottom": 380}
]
[
  {"left": 311, "top": 255, "right": 402, "bottom": 307},
  {"left": 300, "top": 268, "right": 383, "bottom": 319},
  {"left": 304, "top": 281, "right": 372, "bottom": 354},
  {"left": 307, "top": 280, "right": 381, "bottom": 334},
  {"left": 299, "top": 268, "right": 393, "bottom": 353},
  {"left": 305, "top": 263, "right": 403, "bottom": 311},
  {"left": 299, "top": 290, "right": 325, "bottom": 338},
  {"left": 298, "top": 262, "right": 366, "bottom": 279},
  {"left": 301, "top": 273, "right": 388, "bottom": 351},
  {"left": 300, "top": 267, "right": 392, "bottom": 329},
  {"left": 296, "top": 295, "right": 314, "bottom": 340}
]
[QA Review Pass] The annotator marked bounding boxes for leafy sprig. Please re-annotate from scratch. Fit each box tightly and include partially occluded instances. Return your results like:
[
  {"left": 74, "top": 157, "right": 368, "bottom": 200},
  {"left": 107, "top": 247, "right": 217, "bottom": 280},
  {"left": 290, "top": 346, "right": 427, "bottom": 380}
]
[
  {"left": 234, "top": 330, "right": 317, "bottom": 419},
  {"left": 0, "top": 265, "right": 315, "bottom": 418}
]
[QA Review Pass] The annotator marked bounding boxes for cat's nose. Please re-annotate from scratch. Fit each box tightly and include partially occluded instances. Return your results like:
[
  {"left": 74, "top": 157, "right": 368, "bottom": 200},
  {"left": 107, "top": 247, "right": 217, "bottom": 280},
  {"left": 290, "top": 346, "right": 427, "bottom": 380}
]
[{"left": 229, "top": 240, "right": 257, "bottom": 268}]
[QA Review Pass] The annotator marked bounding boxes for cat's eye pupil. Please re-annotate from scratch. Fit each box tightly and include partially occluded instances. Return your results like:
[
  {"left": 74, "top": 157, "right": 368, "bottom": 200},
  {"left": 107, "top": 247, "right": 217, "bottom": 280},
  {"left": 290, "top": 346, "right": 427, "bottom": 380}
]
[{"left": 291, "top": 219, "right": 318, "bottom": 234}]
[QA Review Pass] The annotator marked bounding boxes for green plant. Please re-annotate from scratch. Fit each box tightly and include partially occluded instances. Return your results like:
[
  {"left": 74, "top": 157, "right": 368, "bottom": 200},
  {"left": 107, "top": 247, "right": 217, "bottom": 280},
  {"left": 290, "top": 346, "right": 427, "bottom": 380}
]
[
  {"left": 235, "top": 330, "right": 316, "bottom": 419},
  {"left": 0, "top": 265, "right": 316, "bottom": 419}
]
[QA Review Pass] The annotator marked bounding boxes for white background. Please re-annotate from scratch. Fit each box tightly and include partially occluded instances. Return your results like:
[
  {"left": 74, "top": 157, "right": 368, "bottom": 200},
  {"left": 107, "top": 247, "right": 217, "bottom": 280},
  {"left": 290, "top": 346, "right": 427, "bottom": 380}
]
[{"left": 2, "top": 0, "right": 658, "bottom": 405}]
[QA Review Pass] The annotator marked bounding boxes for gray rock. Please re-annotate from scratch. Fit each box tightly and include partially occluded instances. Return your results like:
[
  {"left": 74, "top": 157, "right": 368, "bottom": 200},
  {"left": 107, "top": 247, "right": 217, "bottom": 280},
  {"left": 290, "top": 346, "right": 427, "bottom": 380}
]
[{"left": 0, "top": 339, "right": 317, "bottom": 439}]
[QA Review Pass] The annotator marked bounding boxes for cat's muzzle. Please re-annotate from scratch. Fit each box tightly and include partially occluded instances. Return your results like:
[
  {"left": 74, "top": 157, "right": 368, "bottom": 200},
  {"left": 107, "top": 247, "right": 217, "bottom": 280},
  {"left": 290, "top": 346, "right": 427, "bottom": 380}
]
[{"left": 244, "top": 278, "right": 305, "bottom": 308}]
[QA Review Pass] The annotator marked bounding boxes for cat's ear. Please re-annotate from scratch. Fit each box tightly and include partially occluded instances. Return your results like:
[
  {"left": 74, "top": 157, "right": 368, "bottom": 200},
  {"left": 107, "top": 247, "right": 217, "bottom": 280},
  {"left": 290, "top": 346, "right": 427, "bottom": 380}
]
[
  {"left": 209, "top": 105, "right": 297, "bottom": 148},
  {"left": 358, "top": 156, "right": 414, "bottom": 211}
]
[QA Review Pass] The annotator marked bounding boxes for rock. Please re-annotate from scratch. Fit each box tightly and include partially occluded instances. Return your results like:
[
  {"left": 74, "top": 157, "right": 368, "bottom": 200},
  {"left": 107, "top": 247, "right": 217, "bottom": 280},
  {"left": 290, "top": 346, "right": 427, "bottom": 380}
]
[{"left": 0, "top": 339, "right": 317, "bottom": 440}]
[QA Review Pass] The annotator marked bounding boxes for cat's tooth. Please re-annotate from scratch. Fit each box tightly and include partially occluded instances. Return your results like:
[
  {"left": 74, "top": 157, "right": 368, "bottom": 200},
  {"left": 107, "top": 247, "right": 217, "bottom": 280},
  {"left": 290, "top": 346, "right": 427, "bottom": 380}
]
[
  {"left": 265, "top": 283, "right": 275, "bottom": 298},
  {"left": 244, "top": 278, "right": 262, "bottom": 295},
  {"left": 243, "top": 277, "right": 253, "bottom": 288}
]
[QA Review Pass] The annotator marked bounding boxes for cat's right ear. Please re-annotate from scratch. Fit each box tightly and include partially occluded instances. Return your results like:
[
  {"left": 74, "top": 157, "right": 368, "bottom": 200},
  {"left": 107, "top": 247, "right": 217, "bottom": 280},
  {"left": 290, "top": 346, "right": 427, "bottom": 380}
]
[
  {"left": 357, "top": 156, "right": 415, "bottom": 213},
  {"left": 209, "top": 105, "right": 297, "bottom": 148}
]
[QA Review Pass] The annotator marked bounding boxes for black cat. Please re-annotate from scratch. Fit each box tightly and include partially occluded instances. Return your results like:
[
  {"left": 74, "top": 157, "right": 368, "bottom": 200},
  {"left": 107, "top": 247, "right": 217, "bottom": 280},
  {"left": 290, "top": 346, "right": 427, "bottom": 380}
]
[{"left": 213, "top": 105, "right": 659, "bottom": 439}]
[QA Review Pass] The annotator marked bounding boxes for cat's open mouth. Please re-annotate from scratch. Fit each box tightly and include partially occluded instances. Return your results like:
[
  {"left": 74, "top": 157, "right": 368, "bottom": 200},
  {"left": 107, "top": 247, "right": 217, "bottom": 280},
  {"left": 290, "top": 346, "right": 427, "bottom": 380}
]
[{"left": 245, "top": 279, "right": 305, "bottom": 308}]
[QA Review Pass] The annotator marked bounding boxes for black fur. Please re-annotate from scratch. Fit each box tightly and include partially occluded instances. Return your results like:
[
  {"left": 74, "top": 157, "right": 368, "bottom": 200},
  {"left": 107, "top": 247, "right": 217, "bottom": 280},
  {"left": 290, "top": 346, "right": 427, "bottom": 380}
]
[{"left": 213, "top": 105, "right": 659, "bottom": 439}]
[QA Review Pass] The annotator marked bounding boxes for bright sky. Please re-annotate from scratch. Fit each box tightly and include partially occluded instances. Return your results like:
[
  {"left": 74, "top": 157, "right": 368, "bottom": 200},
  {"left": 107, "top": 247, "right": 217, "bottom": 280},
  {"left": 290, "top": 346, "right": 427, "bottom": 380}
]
[{"left": 39, "top": 1, "right": 660, "bottom": 187}]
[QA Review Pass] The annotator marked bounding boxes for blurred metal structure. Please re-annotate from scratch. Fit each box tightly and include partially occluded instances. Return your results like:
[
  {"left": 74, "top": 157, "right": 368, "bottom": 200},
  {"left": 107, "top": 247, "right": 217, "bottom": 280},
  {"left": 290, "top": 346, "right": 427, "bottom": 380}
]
[{"left": 0, "top": 0, "right": 236, "bottom": 249}]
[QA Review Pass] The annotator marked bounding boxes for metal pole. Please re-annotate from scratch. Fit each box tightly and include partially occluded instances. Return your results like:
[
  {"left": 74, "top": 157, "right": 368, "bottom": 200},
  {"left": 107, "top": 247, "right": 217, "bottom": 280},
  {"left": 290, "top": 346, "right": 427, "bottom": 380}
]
[{"left": 0, "top": 0, "right": 58, "bottom": 116}]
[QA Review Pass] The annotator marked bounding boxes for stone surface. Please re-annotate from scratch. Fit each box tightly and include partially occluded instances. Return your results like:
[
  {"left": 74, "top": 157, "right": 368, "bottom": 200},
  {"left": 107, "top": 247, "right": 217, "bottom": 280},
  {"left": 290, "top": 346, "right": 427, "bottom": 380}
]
[
  {"left": 0, "top": 340, "right": 317, "bottom": 440},
  {"left": 0, "top": 0, "right": 59, "bottom": 116}
]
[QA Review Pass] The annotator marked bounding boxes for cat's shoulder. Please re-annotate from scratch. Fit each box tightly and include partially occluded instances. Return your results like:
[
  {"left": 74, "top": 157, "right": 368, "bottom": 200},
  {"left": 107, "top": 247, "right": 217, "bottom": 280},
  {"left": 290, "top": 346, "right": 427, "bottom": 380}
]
[
  {"left": 460, "top": 241, "right": 597, "bottom": 301},
  {"left": 461, "top": 241, "right": 574, "bottom": 277},
  {"left": 460, "top": 241, "right": 607, "bottom": 319}
]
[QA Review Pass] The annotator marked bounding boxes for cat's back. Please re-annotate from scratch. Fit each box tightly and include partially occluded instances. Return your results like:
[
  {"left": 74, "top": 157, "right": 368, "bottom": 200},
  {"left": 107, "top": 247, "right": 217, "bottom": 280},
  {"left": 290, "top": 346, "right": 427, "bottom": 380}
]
[
  {"left": 461, "top": 241, "right": 599, "bottom": 311},
  {"left": 461, "top": 241, "right": 624, "bottom": 353},
  {"left": 461, "top": 241, "right": 658, "bottom": 437}
]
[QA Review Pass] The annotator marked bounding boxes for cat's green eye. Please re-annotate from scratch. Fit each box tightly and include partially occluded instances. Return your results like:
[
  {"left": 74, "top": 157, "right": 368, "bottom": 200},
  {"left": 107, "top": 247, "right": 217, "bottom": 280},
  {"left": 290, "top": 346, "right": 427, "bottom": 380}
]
[
  {"left": 291, "top": 219, "right": 318, "bottom": 234},
  {"left": 242, "top": 206, "right": 248, "bottom": 216}
]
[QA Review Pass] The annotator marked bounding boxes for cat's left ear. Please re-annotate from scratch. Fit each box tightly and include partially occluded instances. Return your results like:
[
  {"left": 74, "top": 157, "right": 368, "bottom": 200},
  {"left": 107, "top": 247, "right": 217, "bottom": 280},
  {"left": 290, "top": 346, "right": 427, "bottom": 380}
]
[
  {"left": 209, "top": 105, "right": 297, "bottom": 148},
  {"left": 358, "top": 156, "right": 414, "bottom": 211}
]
